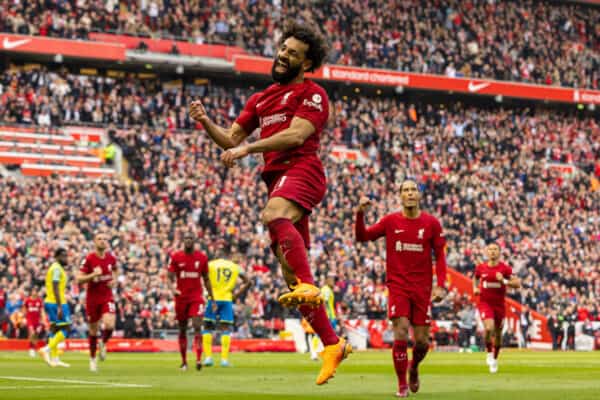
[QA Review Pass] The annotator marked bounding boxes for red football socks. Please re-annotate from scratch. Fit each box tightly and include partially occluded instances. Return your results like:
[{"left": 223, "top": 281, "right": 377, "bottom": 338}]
[
  {"left": 494, "top": 343, "right": 501, "bottom": 359},
  {"left": 269, "top": 218, "right": 338, "bottom": 346},
  {"left": 486, "top": 340, "right": 493, "bottom": 353},
  {"left": 89, "top": 335, "right": 98, "bottom": 358},
  {"left": 412, "top": 343, "right": 429, "bottom": 369},
  {"left": 194, "top": 334, "right": 202, "bottom": 361},
  {"left": 393, "top": 340, "right": 408, "bottom": 388},
  {"left": 267, "top": 218, "right": 314, "bottom": 284},
  {"left": 178, "top": 332, "right": 187, "bottom": 364},
  {"left": 299, "top": 304, "right": 339, "bottom": 346},
  {"left": 101, "top": 329, "right": 113, "bottom": 344}
]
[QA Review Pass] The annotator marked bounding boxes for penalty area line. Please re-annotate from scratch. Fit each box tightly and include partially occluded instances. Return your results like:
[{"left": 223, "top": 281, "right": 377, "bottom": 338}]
[{"left": 0, "top": 376, "right": 152, "bottom": 388}]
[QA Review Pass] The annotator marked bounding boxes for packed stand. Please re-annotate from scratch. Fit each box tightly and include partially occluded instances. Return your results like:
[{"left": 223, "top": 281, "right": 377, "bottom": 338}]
[
  {"left": 0, "top": 1, "right": 599, "bottom": 88},
  {"left": 0, "top": 69, "right": 599, "bottom": 346}
]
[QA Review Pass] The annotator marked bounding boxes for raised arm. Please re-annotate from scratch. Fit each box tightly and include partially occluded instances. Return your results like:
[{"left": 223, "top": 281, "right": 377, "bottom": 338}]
[
  {"left": 355, "top": 196, "right": 386, "bottom": 242},
  {"left": 189, "top": 100, "right": 249, "bottom": 150}
]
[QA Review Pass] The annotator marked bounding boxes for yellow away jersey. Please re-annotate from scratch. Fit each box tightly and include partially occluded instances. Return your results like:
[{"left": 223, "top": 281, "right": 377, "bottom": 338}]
[
  {"left": 321, "top": 285, "right": 336, "bottom": 320},
  {"left": 208, "top": 259, "right": 241, "bottom": 302},
  {"left": 45, "top": 262, "right": 67, "bottom": 304}
]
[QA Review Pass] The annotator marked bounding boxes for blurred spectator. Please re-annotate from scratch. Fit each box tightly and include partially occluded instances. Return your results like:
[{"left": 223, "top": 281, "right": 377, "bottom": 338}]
[
  {"left": 547, "top": 310, "right": 562, "bottom": 351},
  {"left": 519, "top": 307, "right": 531, "bottom": 348},
  {"left": 457, "top": 303, "right": 476, "bottom": 350}
]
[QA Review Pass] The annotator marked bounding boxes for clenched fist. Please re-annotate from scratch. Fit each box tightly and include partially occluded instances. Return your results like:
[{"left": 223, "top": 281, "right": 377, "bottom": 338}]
[
  {"left": 189, "top": 100, "right": 208, "bottom": 123},
  {"left": 357, "top": 196, "right": 372, "bottom": 212}
]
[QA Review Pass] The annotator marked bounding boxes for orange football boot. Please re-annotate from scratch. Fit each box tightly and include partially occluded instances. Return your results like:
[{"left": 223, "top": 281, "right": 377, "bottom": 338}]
[
  {"left": 315, "top": 338, "right": 352, "bottom": 385},
  {"left": 278, "top": 281, "right": 324, "bottom": 308}
]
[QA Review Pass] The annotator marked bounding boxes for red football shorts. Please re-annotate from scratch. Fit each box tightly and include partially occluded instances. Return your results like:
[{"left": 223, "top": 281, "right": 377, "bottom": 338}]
[
  {"left": 478, "top": 301, "right": 505, "bottom": 327},
  {"left": 388, "top": 289, "right": 432, "bottom": 325},
  {"left": 86, "top": 300, "right": 116, "bottom": 324},
  {"left": 263, "top": 162, "right": 326, "bottom": 249},
  {"left": 175, "top": 299, "right": 205, "bottom": 322},
  {"left": 27, "top": 320, "right": 43, "bottom": 335},
  {"left": 263, "top": 162, "right": 326, "bottom": 214}
]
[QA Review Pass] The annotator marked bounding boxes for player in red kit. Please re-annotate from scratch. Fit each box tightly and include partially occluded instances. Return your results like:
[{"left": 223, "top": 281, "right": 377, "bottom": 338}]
[
  {"left": 189, "top": 21, "right": 350, "bottom": 385},
  {"left": 168, "top": 232, "right": 216, "bottom": 371},
  {"left": 473, "top": 243, "right": 520, "bottom": 373},
  {"left": 355, "top": 180, "right": 447, "bottom": 398},
  {"left": 24, "top": 287, "right": 44, "bottom": 357},
  {"left": 76, "top": 232, "right": 118, "bottom": 372}
]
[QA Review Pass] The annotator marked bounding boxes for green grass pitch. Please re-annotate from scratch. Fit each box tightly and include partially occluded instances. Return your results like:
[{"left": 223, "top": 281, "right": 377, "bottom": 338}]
[{"left": 1, "top": 350, "right": 599, "bottom": 399}]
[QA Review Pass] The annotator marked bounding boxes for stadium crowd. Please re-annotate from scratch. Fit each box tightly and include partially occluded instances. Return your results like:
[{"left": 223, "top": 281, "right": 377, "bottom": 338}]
[
  {"left": 0, "top": 66, "right": 599, "bottom": 347},
  {"left": 0, "top": 0, "right": 598, "bottom": 88}
]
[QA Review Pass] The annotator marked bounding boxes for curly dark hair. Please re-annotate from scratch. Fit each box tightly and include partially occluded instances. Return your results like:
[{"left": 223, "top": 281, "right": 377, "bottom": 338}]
[{"left": 280, "top": 20, "right": 329, "bottom": 72}]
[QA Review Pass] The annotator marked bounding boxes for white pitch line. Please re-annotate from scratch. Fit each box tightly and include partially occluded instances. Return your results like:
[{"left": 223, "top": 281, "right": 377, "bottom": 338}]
[
  {"left": 0, "top": 376, "right": 152, "bottom": 388},
  {"left": 0, "top": 385, "right": 110, "bottom": 390}
]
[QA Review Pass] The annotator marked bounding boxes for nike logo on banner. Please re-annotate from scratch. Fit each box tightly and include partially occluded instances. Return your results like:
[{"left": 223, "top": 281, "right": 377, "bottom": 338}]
[
  {"left": 3, "top": 38, "right": 32, "bottom": 50},
  {"left": 467, "top": 82, "right": 491, "bottom": 93}
]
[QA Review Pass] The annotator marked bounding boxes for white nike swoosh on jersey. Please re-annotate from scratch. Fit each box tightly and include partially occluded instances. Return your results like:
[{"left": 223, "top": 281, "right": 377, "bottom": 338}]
[
  {"left": 467, "top": 82, "right": 491, "bottom": 93},
  {"left": 3, "top": 38, "right": 32, "bottom": 50},
  {"left": 394, "top": 230, "right": 404, "bottom": 233}
]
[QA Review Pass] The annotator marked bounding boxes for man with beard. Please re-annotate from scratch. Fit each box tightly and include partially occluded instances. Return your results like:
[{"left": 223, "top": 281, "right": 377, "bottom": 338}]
[{"left": 189, "top": 21, "right": 351, "bottom": 385}]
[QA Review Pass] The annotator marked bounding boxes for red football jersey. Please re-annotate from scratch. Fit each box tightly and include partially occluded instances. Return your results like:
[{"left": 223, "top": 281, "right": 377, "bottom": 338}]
[
  {"left": 475, "top": 262, "right": 512, "bottom": 305},
  {"left": 235, "top": 79, "right": 329, "bottom": 172},
  {"left": 24, "top": 297, "right": 43, "bottom": 324},
  {"left": 80, "top": 252, "right": 117, "bottom": 303},
  {"left": 168, "top": 250, "right": 209, "bottom": 301},
  {"left": 356, "top": 211, "right": 447, "bottom": 292}
]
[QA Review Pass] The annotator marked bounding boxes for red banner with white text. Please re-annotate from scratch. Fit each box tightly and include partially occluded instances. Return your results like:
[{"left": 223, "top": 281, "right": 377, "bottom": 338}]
[
  {"left": 233, "top": 55, "right": 600, "bottom": 105},
  {"left": 0, "top": 34, "right": 126, "bottom": 61}
]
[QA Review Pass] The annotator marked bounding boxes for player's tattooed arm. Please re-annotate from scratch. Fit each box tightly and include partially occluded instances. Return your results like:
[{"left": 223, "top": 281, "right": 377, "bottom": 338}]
[
  {"left": 220, "top": 117, "right": 315, "bottom": 167},
  {"left": 189, "top": 100, "right": 249, "bottom": 150}
]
